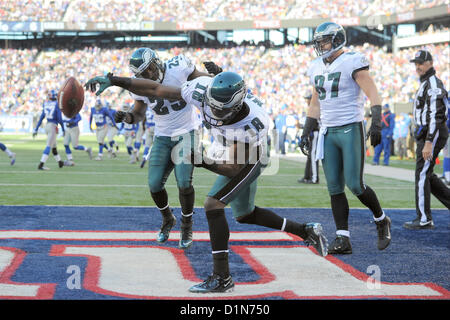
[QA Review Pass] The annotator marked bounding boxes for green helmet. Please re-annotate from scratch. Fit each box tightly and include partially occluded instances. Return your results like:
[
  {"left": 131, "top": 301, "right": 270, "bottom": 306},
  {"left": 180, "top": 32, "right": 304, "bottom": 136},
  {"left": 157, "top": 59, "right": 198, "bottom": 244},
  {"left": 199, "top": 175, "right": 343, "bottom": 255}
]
[
  {"left": 129, "top": 47, "right": 165, "bottom": 82},
  {"left": 313, "top": 22, "right": 346, "bottom": 59},
  {"left": 203, "top": 72, "right": 247, "bottom": 127}
]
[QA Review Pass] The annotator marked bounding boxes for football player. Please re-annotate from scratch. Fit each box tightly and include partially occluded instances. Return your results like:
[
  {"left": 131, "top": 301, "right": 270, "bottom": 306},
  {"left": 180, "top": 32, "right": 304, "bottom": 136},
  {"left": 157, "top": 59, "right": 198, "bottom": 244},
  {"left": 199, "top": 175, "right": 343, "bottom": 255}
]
[
  {"left": 89, "top": 99, "right": 116, "bottom": 160},
  {"left": 105, "top": 102, "right": 119, "bottom": 158},
  {"left": 118, "top": 105, "right": 140, "bottom": 164},
  {"left": 104, "top": 48, "right": 211, "bottom": 250},
  {"left": 133, "top": 119, "right": 145, "bottom": 162},
  {"left": 62, "top": 113, "right": 93, "bottom": 166},
  {"left": 0, "top": 142, "right": 16, "bottom": 165},
  {"left": 33, "top": 90, "right": 65, "bottom": 170},
  {"left": 140, "top": 107, "right": 156, "bottom": 168},
  {"left": 299, "top": 22, "right": 391, "bottom": 254},
  {"left": 86, "top": 70, "right": 329, "bottom": 294}
]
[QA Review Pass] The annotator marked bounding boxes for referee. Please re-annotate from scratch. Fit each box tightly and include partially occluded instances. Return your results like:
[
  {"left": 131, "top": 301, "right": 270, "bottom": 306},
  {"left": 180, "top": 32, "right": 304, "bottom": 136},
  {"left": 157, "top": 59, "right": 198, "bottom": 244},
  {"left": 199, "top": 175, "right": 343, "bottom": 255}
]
[
  {"left": 404, "top": 50, "right": 450, "bottom": 230},
  {"left": 298, "top": 93, "right": 320, "bottom": 184}
]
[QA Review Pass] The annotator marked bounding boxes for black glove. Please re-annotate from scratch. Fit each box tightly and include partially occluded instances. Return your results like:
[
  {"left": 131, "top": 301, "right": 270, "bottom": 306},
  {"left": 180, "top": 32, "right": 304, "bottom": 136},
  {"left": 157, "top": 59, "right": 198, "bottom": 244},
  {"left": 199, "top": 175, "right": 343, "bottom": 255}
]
[
  {"left": 299, "top": 117, "right": 318, "bottom": 156},
  {"left": 203, "top": 61, "right": 223, "bottom": 75},
  {"left": 367, "top": 105, "right": 382, "bottom": 147},
  {"left": 114, "top": 111, "right": 127, "bottom": 123},
  {"left": 114, "top": 111, "right": 134, "bottom": 124}
]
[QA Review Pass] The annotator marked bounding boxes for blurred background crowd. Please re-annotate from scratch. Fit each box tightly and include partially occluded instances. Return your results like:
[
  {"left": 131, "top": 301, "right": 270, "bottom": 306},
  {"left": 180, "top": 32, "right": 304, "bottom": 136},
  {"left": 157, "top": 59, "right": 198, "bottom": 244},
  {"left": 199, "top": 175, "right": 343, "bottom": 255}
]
[
  {"left": 1, "top": 42, "right": 448, "bottom": 118},
  {"left": 0, "top": 0, "right": 446, "bottom": 22}
]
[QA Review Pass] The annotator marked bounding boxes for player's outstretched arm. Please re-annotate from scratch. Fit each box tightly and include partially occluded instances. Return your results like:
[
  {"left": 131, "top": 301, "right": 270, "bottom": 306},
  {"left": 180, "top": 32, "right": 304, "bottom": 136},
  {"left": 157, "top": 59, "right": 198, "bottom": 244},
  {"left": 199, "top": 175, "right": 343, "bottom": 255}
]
[{"left": 85, "top": 73, "right": 183, "bottom": 101}]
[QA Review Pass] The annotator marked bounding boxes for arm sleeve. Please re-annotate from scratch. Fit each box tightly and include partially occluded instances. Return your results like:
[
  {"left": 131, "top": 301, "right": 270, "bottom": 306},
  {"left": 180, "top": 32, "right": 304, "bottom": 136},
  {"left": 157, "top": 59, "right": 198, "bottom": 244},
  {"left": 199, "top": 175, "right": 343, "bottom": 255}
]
[
  {"left": 57, "top": 108, "right": 65, "bottom": 133},
  {"left": 389, "top": 114, "right": 395, "bottom": 136},
  {"left": 89, "top": 109, "right": 93, "bottom": 126},
  {"left": 426, "top": 81, "right": 446, "bottom": 141},
  {"left": 181, "top": 78, "right": 204, "bottom": 110},
  {"left": 106, "top": 109, "right": 117, "bottom": 126},
  {"left": 180, "top": 55, "right": 196, "bottom": 79},
  {"left": 35, "top": 109, "right": 45, "bottom": 130}
]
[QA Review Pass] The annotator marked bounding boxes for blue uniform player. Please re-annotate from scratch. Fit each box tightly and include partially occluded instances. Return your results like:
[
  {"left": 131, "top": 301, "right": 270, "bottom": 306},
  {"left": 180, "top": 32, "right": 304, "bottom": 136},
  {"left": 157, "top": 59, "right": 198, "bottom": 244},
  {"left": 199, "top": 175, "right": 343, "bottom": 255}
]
[
  {"left": 33, "top": 90, "right": 65, "bottom": 170},
  {"left": 89, "top": 99, "right": 116, "bottom": 160},
  {"left": 106, "top": 103, "right": 119, "bottom": 158},
  {"left": 62, "top": 113, "right": 93, "bottom": 166},
  {"left": 0, "top": 142, "right": 15, "bottom": 165},
  {"left": 119, "top": 108, "right": 140, "bottom": 163},
  {"left": 372, "top": 104, "right": 395, "bottom": 166},
  {"left": 140, "top": 107, "right": 156, "bottom": 168}
]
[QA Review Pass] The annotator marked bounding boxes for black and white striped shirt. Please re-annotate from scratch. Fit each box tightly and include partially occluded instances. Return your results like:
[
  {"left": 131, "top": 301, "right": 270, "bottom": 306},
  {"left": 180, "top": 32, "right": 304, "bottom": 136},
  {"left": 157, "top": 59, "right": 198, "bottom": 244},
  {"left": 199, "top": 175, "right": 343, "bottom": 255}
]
[{"left": 413, "top": 67, "right": 449, "bottom": 141}]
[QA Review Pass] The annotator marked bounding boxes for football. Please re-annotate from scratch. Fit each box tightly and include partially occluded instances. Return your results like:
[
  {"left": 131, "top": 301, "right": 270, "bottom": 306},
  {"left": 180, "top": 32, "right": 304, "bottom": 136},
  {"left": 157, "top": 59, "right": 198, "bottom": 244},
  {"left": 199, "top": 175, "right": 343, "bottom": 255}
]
[{"left": 58, "top": 77, "right": 84, "bottom": 118}]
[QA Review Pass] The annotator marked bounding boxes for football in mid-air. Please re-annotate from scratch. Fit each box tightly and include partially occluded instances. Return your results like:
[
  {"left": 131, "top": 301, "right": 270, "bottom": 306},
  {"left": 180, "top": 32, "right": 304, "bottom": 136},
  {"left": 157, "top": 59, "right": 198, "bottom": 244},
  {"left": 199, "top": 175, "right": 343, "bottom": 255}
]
[{"left": 58, "top": 76, "right": 84, "bottom": 118}]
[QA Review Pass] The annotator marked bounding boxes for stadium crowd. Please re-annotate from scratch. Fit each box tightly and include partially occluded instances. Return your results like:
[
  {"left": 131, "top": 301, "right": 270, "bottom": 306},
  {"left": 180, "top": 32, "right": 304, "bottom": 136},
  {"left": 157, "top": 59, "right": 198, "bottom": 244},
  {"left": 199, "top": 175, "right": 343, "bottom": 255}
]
[
  {"left": 0, "top": 0, "right": 446, "bottom": 22},
  {"left": 1, "top": 43, "right": 448, "bottom": 119}
]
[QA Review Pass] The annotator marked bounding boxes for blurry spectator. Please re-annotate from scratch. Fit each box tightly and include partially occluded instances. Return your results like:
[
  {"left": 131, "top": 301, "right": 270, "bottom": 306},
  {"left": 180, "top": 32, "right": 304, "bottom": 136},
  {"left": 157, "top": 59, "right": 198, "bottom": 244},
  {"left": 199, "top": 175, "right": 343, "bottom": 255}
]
[
  {"left": 285, "top": 109, "right": 298, "bottom": 152},
  {"left": 298, "top": 94, "right": 320, "bottom": 184},
  {"left": 394, "top": 113, "right": 409, "bottom": 160},
  {"left": 274, "top": 109, "right": 287, "bottom": 154}
]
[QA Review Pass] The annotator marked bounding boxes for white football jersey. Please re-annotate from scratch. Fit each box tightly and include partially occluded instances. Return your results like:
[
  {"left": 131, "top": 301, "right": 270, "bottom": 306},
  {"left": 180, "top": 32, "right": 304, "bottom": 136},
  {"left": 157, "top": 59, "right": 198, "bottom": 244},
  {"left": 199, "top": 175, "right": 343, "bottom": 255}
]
[
  {"left": 181, "top": 76, "right": 270, "bottom": 161},
  {"left": 130, "top": 54, "right": 201, "bottom": 137},
  {"left": 307, "top": 51, "right": 369, "bottom": 127}
]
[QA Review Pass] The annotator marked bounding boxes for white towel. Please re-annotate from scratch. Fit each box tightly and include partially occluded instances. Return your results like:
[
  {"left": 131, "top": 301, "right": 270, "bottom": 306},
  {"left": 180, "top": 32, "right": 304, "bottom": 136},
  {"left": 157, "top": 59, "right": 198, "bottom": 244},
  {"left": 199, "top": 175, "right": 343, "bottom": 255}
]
[{"left": 315, "top": 126, "right": 328, "bottom": 161}]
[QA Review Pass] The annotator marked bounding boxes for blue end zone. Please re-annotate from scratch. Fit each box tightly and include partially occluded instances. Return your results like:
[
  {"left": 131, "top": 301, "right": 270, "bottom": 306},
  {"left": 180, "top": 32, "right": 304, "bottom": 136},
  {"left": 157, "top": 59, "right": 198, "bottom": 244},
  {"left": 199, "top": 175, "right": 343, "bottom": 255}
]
[{"left": 0, "top": 206, "right": 448, "bottom": 299}]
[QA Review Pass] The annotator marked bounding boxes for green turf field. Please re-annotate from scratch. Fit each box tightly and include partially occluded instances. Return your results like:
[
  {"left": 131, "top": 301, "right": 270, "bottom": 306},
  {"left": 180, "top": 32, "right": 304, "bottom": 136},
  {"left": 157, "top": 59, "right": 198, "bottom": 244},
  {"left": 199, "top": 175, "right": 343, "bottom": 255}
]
[{"left": 0, "top": 133, "right": 446, "bottom": 209}]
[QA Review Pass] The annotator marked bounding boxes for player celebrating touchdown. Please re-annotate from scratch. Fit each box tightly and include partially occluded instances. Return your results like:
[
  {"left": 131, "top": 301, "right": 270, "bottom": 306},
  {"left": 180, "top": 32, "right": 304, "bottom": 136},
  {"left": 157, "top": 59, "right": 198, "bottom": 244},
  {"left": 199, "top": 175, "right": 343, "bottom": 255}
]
[{"left": 86, "top": 69, "right": 329, "bottom": 294}]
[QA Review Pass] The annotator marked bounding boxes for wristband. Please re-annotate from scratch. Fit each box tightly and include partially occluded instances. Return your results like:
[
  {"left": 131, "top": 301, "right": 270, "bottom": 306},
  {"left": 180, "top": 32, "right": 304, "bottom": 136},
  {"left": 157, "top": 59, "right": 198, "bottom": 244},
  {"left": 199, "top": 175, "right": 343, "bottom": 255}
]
[{"left": 107, "top": 73, "right": 132, "bottom": 90}]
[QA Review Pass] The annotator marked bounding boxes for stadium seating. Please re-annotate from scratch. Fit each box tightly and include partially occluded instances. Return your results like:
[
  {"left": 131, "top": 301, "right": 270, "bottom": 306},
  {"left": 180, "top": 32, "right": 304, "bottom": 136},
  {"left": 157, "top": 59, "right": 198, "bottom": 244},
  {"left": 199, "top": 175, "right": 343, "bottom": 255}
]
[
  {"left": 0, "top": 0, "right": 447, "bottom": 22},
  {"left": 1, "top": 43, "right": 448, "bottom": 121}
]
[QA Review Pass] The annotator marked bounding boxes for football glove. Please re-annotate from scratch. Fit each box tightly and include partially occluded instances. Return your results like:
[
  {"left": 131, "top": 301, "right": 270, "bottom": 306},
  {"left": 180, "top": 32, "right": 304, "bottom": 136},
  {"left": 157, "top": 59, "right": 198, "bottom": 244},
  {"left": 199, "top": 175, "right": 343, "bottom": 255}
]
[
  {"left": 114, "top": 111, "right": 134, "bottom": 124},
  {"left": 299, "top": 136, "right": 311, "bottom": 157},
  {"left": 203, "top": 61, "right": 223, "bottom": 75},
  {"left": 114, "top": 111, "right": 127, "bottom": 123},
  {"left": 85, "top": 73, "right": 113, "bottom": 96},
  {"left": 367, "top": 105, "right": 382, "bottom": 147},
  {"left": 299, "top": 117, "right": 318, "bottom": 156}
]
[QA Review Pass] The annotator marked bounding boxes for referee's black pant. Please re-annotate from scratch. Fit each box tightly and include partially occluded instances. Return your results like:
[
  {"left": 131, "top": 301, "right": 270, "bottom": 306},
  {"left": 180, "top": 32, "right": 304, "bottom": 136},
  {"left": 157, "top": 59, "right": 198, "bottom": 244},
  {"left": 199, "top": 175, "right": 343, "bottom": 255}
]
[
  {"left": 415, "top": 124, "right": 450, "bottom": 222},
  {"left": 303, "top": 130, "right": 319, "bottom": 183}
]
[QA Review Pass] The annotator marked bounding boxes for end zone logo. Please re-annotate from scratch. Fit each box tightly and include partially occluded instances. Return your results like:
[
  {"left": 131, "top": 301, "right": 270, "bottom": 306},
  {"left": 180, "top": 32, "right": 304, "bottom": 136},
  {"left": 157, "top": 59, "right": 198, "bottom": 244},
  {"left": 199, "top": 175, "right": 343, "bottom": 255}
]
[{"left": 0, "top": 230, "right": 448, "bottom": 299}]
